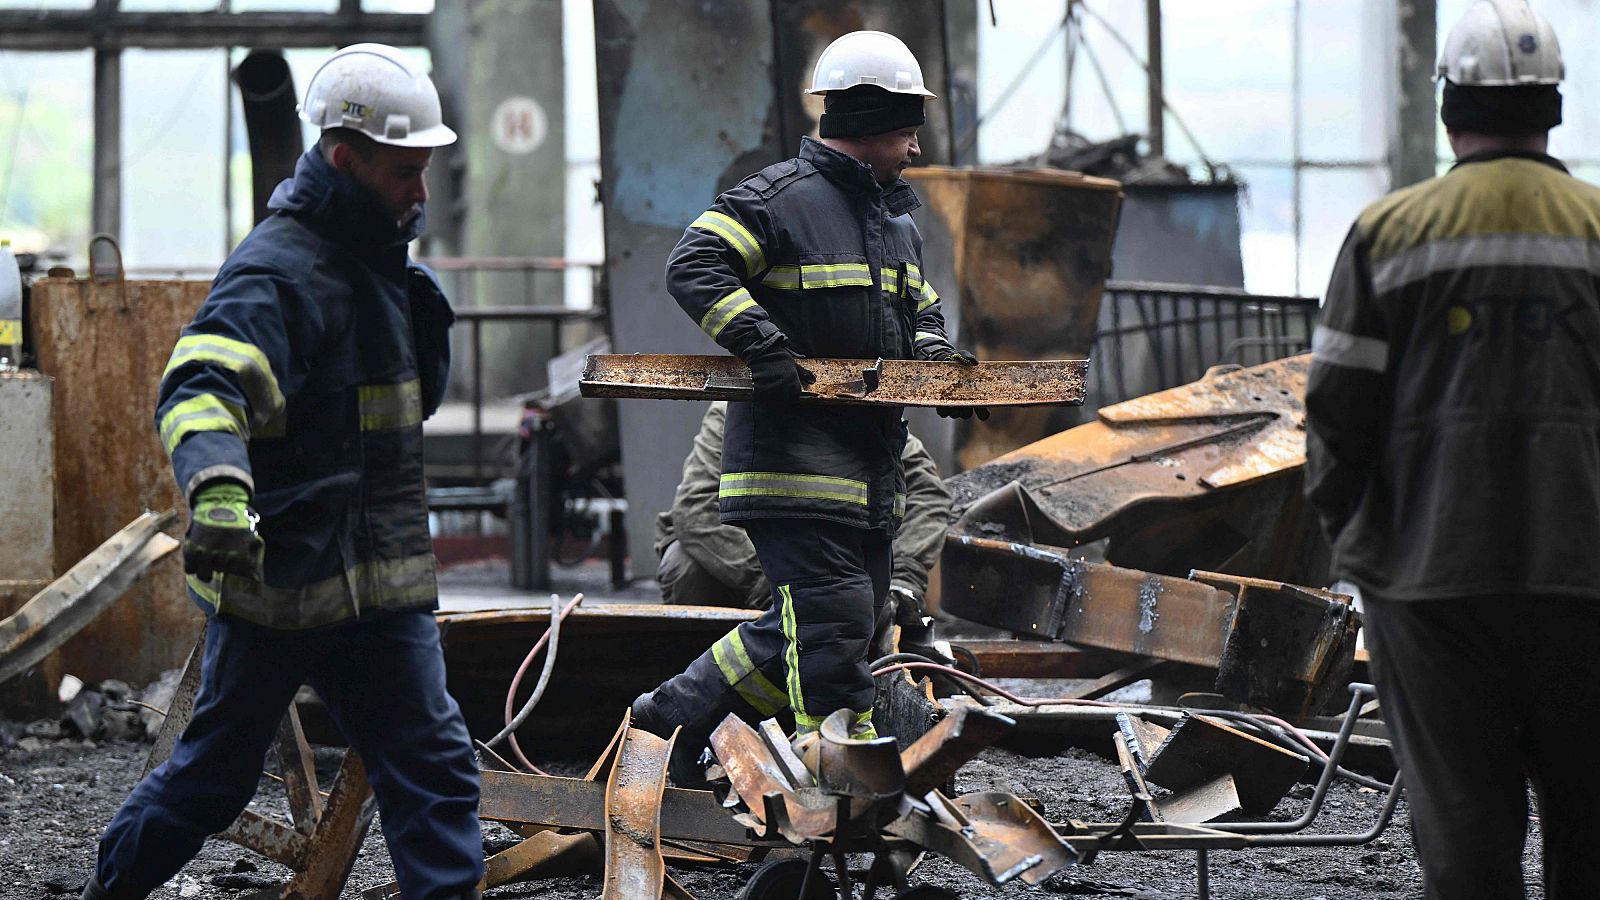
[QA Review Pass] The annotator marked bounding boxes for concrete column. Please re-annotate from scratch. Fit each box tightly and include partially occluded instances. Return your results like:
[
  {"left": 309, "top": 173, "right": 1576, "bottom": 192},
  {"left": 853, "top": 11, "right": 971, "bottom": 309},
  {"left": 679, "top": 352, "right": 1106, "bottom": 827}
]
[
  {"left": 463, "top": 0, "right": 565, "bottom": 398},
  {"left": 1392, "top": 0, "right": 1437, "bottom": 188}
]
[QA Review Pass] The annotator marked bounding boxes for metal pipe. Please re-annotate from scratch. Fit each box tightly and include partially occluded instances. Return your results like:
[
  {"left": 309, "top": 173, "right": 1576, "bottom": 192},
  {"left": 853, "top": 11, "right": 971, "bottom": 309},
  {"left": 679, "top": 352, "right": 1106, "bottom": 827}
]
[
  {"left": 232, "top": 50, "right": 303, "bottom": 225},
  {"left": 1249, "top": 770, "right": 1404, "bottom": 847},
  {"left": 1145, "top": 0, "right": 1163, "bottom": 157},
  {"left": 1226, "top": 683, "right": 1376, "bottom": 834}
]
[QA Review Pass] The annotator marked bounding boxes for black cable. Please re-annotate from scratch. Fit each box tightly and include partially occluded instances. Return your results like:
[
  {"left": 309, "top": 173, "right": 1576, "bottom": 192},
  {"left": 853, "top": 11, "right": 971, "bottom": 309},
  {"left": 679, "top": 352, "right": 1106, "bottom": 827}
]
[{"left": 871, "top": 651, "right": 990, "bottom": 706}]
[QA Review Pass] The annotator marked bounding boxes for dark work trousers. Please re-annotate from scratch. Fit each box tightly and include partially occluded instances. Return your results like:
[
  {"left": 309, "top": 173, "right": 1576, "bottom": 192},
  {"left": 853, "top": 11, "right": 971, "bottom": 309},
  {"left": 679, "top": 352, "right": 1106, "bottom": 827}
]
[
  {"left": 645, "top": 519, "right": 891, "bottom": 752},
  {"left": 94, "top": 608, "right": 483, "bottom": 900},
  {"left": 1363, "top": 595, "right": 1600, "bottom": 900}
]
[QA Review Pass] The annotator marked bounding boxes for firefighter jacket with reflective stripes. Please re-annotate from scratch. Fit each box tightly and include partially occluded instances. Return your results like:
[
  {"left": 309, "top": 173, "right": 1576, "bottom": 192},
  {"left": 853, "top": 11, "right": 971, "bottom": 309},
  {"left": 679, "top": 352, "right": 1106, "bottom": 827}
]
[
  {"left": 156, "top": 148, "right": 453, "bottom": 629},
  {"left": 666, "top": 137, "right": 958, "bottom": 532},
  {"left": 1306, "top": 151, "right": 1600, "bottom": 602},
  {"left": 654, "top": 402, "right": 952, "bottom": 606}
]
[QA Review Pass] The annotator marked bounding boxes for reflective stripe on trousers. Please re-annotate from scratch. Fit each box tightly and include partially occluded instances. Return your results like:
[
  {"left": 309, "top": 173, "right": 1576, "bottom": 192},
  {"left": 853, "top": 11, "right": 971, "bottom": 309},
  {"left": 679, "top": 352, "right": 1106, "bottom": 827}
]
[{"left": 641, "top": 519, "right": 890, "bottom": 745}]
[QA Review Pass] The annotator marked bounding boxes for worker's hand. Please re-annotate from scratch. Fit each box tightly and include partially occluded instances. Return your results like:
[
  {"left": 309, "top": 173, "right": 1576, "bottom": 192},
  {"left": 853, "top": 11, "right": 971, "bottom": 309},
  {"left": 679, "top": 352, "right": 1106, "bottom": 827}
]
[
  {"left": 747, "top": 346, "right": 816, "bottom": 402},
  {"left": 931, "top": 347, "right": 979, "bottom": 366},
  {"left": 183, "top": 481, "right": 264, "bottom": 582},
  {"left": 936, "top": 405, "right": 990, "bottom": 421}
]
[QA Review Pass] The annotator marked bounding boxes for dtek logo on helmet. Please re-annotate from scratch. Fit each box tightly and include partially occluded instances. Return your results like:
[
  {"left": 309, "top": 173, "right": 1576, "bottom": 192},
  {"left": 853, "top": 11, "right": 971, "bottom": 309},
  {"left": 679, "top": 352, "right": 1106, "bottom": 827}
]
[{"left": 341, "top": 100, "right": 370, "bottom": 119}]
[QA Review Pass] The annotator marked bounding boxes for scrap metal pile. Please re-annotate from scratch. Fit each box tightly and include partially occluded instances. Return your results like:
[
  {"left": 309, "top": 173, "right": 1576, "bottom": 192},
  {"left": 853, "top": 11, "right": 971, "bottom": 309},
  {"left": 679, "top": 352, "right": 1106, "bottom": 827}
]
[{"left": 941, "top": 354, "right": 1359, "bottom": 719}]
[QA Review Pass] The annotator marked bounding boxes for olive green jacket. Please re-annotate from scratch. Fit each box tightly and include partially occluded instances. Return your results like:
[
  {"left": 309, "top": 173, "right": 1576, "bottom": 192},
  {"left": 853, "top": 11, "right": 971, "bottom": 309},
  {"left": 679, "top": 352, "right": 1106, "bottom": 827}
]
[{"left": 655, "top": 402, "right": 951, "bottom": 608}]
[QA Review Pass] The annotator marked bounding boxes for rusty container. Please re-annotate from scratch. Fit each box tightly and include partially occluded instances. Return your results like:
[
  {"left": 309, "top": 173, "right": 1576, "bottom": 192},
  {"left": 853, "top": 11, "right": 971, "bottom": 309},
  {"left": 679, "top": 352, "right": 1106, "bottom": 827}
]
[
  {"left": 905, "top": 166, "right": 1122, "bottom": 471},
  {"left": 20, "top": 275, "right": 209, "bottom": 713}
]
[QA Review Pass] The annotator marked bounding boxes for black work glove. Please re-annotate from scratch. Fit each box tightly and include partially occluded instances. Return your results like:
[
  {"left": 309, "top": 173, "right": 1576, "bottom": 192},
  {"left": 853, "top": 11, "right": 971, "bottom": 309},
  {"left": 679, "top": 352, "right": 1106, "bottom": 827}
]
[
  {"left": 746, "top": 346, "right": 816, "bottom": 402},
  {"left": 931, "top": 347, "right": 987, "bottom": 419},
  {"left": 937, "top": 405, "right": 990, "bottom": 420},
  {"left": 183, "top": 481, "right": 265, "bottom": 581},
  {"left": 930, "top": 347, "right": 979, "bottom": 366}
]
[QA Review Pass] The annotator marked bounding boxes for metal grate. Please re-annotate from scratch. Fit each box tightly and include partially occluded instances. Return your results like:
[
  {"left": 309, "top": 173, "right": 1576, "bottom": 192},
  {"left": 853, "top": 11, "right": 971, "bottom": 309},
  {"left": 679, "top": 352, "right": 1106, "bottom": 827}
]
[{"left": 1087, "top": 280, "right": 1319, "bottom": 411}]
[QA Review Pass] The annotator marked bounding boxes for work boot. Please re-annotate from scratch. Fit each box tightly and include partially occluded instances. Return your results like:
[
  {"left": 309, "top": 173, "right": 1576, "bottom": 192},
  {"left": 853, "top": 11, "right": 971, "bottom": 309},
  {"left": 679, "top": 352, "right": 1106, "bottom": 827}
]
[
  {"left": 79, "top": 875, "right": 107, "bottom": 900},
  {"left": 629, "top": 691, "right": 711, "bottom": 789},
  {"left": 79, "top": 874, "right": 134, "bottom": 900}
]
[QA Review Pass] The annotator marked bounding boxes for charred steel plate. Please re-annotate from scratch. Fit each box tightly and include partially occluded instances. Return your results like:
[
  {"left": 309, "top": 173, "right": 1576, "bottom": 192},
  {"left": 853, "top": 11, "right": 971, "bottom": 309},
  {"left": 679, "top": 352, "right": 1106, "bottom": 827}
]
[{"left": 580, "top": 355, "right": 1087, "bottom": 407}]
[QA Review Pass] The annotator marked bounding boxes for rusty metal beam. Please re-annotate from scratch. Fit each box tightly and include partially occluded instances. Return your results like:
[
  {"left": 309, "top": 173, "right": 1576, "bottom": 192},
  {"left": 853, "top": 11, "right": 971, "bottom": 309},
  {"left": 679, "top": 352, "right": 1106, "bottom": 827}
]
[
  {"left": 941, "top": 536, "right": 1358, "bottom": 717},
  {"left": 276, "top": 752, "right": 375, "bottom": 899},
  {"left": 816, "top": 709, "right": 905, "bottom": 802},
  {"left": 476, "top": 770, "right": 758, "bottom": 846},
  {"left": 275, "top": 706, "right": 324, "bottom": 832},
  {"left": 1141, "top": 712, "right": 1307, "bottom": 815},
  {"left": 709, "top": 714, "right": 837, "bottom": 843},
  {"left": 949, "top": 640, "right": 1142, "bottom": 679},
  {"left": 899, "top": 705, "right": 1014, "bottom": 797},
  {"left": 0, "top": 511, "right": 178, "bottom": 687},
  {"left": 601, "top": 718, "right": 671, "bottom": 900},
  {"left": 887, "top": 791, "right": 1077, "bottom": 886},
  {"left": 579, "top": 354, "right": 1087, "bottom": 407}
]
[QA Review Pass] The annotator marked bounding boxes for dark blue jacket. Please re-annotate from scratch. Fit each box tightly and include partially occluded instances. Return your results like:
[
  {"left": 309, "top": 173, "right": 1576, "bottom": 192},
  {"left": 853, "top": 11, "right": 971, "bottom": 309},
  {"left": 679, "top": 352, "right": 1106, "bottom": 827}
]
[
  {"left": 156, "top": 148, "right": 453, "bottom": 628},
  {"left": 666, "top": 138, "right": 956, "bottom": 532}
]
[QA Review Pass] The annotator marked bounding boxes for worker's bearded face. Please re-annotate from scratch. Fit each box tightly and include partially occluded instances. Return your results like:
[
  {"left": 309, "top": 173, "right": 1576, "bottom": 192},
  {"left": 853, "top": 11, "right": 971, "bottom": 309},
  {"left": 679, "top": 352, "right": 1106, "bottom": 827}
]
[
  {"left": 853, "top": 127, "right": 922, "bottom": 185},
  {"left": 336, "top": 143, "right": 434, "bottom": 226}
]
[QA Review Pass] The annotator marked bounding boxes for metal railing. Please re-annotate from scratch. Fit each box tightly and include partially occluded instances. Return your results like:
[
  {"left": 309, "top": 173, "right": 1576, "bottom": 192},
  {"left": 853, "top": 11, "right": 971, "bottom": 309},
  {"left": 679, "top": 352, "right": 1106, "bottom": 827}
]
[
  {"left": 1087, "top": 280, "right": 1319, "bottom": 411},
  {"left": 414, "top": 257, "right": 607, "bottom": 482}
]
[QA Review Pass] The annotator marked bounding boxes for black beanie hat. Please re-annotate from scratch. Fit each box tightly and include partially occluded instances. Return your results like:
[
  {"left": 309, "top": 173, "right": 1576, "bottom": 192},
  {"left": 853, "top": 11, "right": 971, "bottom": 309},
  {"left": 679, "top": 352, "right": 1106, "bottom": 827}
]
[
  {"left": 819, "top": 85, "right": 926, "bottom": 138},
  {"left": 1441, "top": 80, "right": 1562, "bottom": 135}
]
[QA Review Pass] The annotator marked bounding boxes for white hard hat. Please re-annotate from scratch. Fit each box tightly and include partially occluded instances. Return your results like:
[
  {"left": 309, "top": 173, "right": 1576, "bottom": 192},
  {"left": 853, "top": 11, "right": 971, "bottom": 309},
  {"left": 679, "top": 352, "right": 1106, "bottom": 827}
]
[
  {"left": 807, "top": 31, "right": 936, "bottom": 98},
  {"left": 299, "top": 43, "right": 457, "bottom": 147},
  {"left": 1437, "top": 0, "right": 1563, "bottom": 86}
]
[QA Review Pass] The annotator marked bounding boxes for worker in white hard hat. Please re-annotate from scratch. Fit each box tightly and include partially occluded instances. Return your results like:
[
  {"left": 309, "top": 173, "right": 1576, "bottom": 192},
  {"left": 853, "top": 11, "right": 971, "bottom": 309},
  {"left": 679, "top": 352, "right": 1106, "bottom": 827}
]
[
  {"left": 629, "top": 30, "right": 979, "bottom": 786},
  {"left": 81, "top": 44, "right": 484, "bottom": 900},
  {"left": 1305, "top": 2, "right": 1600, "bottom": 896}
]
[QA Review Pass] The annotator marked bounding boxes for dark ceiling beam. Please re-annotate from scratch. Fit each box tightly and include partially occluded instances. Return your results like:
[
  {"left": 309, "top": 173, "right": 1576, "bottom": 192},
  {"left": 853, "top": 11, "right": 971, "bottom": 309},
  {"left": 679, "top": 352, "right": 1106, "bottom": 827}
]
[{"left": 0, "top": 10, "right": 428, "bottom": 51}]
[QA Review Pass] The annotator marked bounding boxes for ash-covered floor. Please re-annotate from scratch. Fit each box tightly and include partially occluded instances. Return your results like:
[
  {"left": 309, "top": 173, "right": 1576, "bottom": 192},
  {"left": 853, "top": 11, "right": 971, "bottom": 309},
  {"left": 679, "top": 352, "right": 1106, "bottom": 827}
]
[{"left": 0, "top": 729, "right": 1551, "bottom": 899}]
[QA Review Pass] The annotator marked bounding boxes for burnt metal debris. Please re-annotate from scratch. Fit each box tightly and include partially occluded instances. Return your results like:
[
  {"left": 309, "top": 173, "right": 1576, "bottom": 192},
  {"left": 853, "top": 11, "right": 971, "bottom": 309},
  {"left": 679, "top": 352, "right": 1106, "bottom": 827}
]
[
  {"left": 942, "top": 536, "right": 1358, "bottom": 718},
  {"left": 940, "top": 353, "right": 1359, "bottom": 718},
  {"left": 945, "top": 354, "right": 1326, "bottom": 583},
  {"left": 579, "top": 354, "right": 1088, "bottom": 408}
]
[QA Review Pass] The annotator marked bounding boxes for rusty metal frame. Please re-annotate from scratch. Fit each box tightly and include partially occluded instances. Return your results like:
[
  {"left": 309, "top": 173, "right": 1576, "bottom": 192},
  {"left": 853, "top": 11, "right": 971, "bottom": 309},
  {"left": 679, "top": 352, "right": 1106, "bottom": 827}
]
[
  {"left": 580, "top": 354, "right": 1088, "bottom": 407},
  {"left": 142, "top": 630, "right": 376, "bottom": 899}
]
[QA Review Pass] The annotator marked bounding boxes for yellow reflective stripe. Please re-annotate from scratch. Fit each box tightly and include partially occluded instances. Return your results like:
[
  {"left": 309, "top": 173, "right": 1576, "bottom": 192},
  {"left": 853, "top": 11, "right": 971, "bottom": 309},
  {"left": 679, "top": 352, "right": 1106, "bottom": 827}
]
[
  {"left": 358, "top": 379, "right": 422, "bottom": 431},
  {"left": 761, "top": 266, "right": 802, "bottom": 290},
  {"left": 762, "top": 264, "right": 872, "bottom": 289},
  {"left": 800, "top": 263, "right": 871, "bottom": 288},
  {"left": 159, "top": 394, "right": 248, "bottom": 455},
  {"left": 779, "top": 583, "right": 815, "bottom": 730},
  {"left": 914, "top": 331, "right": 945, "bottom": 345},
  {"left": 720, "top": 471, "right": 869, "bottom": 506},
  {"left": 711, "top": 629, "right": 787, "bottom": 716},
  {"left": 879, "top": 267, "right": 924, "bottom": 295},
  {"left": 894, "top": 492, "right": 907, "bottom": 518},
  {"left": 185, "top": 551, "right": 437, "bottom": 630},
  {"left": 163, "top": 334, "right": 285, "bottom": 424},
  {"left": 0, "top": 320, "right": 19, "bottom": 344},
  {"left": 692, "top": 210, "right": 767, "bottom": 278},
  {"left": 916, "top": 283, "right": 940, "bottom": 314},
  {"left": 851, "top": 709, "right": 877, "bottom": 740},
  {"left": 699, "top": 287, "right": 758, "bottom": 340}
]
